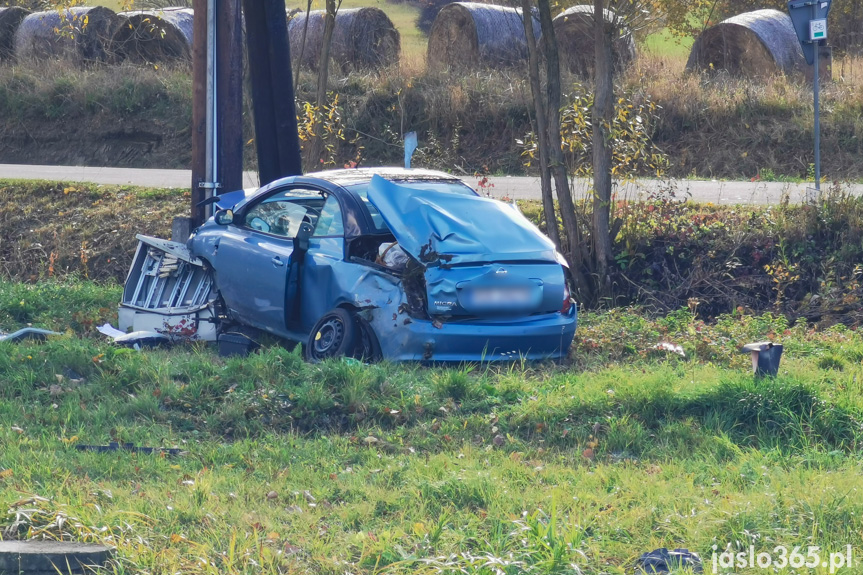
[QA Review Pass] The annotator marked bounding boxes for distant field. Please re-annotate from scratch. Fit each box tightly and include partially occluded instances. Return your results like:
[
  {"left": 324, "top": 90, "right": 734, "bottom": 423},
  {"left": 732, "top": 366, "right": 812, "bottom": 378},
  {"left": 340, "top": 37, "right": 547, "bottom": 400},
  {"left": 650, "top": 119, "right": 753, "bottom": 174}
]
[
  {"left": 90, "top": 2, "right": 689, "bottom": 67},
  {"left": 91, "top": 0, "right": 429, "bottom": 65}
]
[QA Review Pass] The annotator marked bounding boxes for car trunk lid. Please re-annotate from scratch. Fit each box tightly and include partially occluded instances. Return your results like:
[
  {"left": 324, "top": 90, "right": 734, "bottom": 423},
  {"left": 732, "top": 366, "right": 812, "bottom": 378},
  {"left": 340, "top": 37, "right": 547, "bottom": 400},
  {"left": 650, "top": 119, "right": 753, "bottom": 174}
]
[{"left": 365, "top": 175, "right": 559, "bottom": 267}]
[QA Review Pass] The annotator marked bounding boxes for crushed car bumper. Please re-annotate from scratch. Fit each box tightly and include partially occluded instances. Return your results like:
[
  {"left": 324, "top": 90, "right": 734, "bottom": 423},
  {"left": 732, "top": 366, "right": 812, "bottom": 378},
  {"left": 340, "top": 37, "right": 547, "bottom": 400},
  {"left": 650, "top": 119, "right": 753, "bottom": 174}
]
[{"left": 370, "top": 307, "right": 577, "bottom": 362}]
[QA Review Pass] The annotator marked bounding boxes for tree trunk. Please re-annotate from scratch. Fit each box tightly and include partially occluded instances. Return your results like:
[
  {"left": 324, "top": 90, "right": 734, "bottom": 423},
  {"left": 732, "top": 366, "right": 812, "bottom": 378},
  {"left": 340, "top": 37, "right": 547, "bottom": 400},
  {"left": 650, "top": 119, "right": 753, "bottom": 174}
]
[
  {"left": 537, "top": 0, "right": 591, "bottom": 300},
  {"left": 293, "top": 0, "right": 313, "bottom": 93},
  {"left": 592, "top": 0, "right": 614, "bottom": 293},
  {"left": 520, "top": 0, "right": 560, "bottom": 251},
  {"left": 306, "top": 0, "right": 338, "bottom": 169}
]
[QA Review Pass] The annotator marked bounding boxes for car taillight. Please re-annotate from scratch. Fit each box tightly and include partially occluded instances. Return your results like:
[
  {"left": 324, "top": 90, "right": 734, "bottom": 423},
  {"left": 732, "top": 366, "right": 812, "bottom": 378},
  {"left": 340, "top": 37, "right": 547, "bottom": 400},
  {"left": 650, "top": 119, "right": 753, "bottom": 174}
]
[{"left": 561, "top": 283, "right": 573, "bottom": 314}]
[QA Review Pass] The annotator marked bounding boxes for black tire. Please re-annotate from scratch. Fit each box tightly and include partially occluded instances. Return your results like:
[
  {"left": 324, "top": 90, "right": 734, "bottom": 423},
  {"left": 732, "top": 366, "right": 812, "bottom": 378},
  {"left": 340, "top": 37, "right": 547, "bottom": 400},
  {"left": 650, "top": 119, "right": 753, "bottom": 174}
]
[{"left": 304, "top": 308, "right": 358, "bottom": 362}]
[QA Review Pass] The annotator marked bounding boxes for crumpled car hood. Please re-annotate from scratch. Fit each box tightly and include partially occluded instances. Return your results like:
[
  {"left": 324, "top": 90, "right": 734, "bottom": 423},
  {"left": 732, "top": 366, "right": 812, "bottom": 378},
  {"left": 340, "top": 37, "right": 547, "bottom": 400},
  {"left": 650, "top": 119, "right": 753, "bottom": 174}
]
[{"left": 366, "top": 175, "right": 558, "bottom": 266}]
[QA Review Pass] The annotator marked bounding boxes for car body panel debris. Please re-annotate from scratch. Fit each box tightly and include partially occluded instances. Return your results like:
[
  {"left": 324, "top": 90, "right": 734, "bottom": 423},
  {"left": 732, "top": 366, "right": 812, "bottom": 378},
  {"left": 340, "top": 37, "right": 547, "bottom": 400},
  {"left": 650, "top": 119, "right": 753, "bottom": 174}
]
[
  {"left": 98, "top": 323, "right": 172, "bottom": 348},
  {"left": 0, "top": 328, "right": 60, "bottom": 343},
  {"left": 123, "top": 167, "right": 577, "bottom": 362},
  {"left": 635, "top": 548, "right": 703, "bottom": 573},
  {"left": 119, "top": 234, "right": 218, "bottom": 341}
]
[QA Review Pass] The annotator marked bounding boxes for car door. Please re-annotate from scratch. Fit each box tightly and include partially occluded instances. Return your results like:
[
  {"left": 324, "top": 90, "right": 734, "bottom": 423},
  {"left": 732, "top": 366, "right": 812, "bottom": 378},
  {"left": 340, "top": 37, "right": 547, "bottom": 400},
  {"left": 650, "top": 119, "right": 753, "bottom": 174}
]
[{"left": 214, "top": 187, "right": 325, "bottom": 336}]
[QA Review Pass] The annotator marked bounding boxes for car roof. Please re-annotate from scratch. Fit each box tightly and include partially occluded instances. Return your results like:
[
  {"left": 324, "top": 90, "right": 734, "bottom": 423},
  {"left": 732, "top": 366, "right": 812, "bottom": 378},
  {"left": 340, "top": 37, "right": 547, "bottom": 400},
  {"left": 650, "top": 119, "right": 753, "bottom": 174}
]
[{"left": 309, "top": 167, "right": 464, "bottom": 186}]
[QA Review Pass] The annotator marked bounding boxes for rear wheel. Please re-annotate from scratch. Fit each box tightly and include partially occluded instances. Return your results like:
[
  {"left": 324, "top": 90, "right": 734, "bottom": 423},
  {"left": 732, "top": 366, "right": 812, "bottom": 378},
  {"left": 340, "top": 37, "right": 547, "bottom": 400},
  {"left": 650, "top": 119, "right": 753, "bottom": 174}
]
[{"left": 304, "top": 308, "right": 357, "bottom": 362}]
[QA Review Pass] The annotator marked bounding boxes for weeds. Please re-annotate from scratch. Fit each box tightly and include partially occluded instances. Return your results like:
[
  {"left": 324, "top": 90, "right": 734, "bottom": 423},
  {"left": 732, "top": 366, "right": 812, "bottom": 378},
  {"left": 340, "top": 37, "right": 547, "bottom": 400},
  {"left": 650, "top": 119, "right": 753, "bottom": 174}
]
[{"left": 3, "top": 48, "right": 863, "bottom": 178}]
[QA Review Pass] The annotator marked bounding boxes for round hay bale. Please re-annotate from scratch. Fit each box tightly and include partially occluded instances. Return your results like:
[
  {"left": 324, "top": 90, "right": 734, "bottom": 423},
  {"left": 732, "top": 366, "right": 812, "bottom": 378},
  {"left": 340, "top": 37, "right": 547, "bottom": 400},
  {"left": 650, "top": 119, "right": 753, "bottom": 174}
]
[
  {"left": 0, "top": 6, "right": 30, "bottom": 61},
  {"left": 551, "top": 5, "right": 636, "bottom": 76},
  {"left": 287, "top": 7, "right": 400, "bottom": 71},
  {"left": 111, "top": 8, "right": 193, "bottom": 64},
  {"left": 14, "top": 6, "right": 121, "bottom": 63},
  {"left": 427, "top": 2, "right": 539, "bottom": 69},
  {"left": 686, "top": 9, "right": 806, "bottom": 77}
]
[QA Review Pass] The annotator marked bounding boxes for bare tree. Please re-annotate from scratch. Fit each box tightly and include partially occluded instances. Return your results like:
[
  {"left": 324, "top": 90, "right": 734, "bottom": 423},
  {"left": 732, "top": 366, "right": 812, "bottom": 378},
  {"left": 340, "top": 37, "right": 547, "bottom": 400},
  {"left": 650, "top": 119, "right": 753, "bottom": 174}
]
[
  {"left": 520, "top": 0, "right": 654, "bottom": 303},
  {"left": 293, "top": 0, "right": 313, "bottom": 93},
  {"left": 305, "top": 0, "right": 342, "bottom": 169},
  {"left": 520, "top": 0, "right": 560, "bottom": 251},
  {"left": 591, "top": 0, "right": 654, "bottom": 292},
  {"left": 592, "top": 0, "right": 615, "bottom": 287}
]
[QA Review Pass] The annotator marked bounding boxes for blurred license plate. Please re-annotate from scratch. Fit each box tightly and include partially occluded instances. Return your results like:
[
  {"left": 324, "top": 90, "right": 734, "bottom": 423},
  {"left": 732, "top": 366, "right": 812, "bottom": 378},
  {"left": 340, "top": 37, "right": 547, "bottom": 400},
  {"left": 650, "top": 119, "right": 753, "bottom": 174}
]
[{"left": 470, "top": 286, "right": 532, "bottom": 306}]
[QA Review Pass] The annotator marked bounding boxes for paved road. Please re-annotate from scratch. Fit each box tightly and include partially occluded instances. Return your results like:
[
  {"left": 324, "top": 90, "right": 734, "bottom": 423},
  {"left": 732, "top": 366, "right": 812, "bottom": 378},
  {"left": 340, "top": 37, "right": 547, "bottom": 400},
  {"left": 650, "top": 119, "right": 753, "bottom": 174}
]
[{"left": 1, "top": 163, "right": 859, "bottom": 205}]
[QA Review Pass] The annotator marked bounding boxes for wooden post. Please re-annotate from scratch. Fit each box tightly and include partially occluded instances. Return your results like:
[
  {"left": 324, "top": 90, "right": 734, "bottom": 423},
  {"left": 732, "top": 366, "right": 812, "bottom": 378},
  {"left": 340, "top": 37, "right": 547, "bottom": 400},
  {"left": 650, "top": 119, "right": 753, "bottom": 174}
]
[
  {"left": 243, "top": 0, "right": 303, "bottom": 185},
  {"left": 189, "top": 0, "right": 244, "bottom": 229}
]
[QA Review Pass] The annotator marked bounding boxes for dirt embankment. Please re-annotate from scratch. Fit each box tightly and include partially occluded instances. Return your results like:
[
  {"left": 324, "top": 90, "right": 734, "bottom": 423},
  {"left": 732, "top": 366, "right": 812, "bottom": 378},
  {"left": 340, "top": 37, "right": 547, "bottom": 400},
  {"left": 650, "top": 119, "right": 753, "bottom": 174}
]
[
  {"left": 0, "top": 115, "right": 190, "bottom": 168},
  {"left": 0, "top": 61, "right": 862, "bottom": 180}
]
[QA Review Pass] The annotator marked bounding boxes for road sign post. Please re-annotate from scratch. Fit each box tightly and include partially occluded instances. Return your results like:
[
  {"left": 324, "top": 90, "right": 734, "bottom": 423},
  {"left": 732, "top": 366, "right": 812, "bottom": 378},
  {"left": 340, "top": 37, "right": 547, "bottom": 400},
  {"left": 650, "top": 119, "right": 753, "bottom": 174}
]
[{"left": 788, "top": 0, "right": 831, "bottom": 195}]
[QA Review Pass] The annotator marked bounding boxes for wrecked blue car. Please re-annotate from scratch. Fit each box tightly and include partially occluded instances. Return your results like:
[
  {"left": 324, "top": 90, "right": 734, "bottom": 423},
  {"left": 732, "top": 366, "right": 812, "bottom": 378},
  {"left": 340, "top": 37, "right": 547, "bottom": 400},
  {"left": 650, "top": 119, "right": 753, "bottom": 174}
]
[{"left": 120, "top": 168, "right": 576, "bottom": 362}]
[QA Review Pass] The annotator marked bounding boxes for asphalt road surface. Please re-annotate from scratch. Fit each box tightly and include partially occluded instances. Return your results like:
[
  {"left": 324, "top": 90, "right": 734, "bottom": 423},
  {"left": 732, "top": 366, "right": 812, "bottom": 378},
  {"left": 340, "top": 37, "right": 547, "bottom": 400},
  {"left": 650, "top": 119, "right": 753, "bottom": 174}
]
[{"left": 2, "top": 163, "right": 860, "bottom": 205}]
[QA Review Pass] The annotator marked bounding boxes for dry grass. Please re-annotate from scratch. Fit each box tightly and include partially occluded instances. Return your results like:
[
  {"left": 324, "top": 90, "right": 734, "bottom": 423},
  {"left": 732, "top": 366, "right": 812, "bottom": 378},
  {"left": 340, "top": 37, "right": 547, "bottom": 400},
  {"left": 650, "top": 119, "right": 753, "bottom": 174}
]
[
  {"left": 1, "top": 25, "right": 863, "bottom": 179},
  {"left": 621, "top": 51, "right": 863, "bottom": 178}
]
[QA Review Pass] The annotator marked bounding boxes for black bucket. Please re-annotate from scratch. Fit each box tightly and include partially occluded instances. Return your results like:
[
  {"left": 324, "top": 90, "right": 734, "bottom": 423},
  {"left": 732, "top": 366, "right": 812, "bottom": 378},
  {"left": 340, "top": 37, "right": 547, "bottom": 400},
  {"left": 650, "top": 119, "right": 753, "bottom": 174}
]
[{"left": 742, "top": 341, "right": 783, "bottom": 377}]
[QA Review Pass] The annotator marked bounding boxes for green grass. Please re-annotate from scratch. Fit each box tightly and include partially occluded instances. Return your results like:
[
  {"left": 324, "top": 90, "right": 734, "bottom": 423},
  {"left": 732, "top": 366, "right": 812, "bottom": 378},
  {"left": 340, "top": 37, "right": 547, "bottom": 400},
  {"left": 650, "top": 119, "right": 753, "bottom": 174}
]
[
  {"left": 643, "top": 28, "right": 694, "bottom": 59},
  {"left": 3, "top": 279, "right": 863, "bottom": 573}
]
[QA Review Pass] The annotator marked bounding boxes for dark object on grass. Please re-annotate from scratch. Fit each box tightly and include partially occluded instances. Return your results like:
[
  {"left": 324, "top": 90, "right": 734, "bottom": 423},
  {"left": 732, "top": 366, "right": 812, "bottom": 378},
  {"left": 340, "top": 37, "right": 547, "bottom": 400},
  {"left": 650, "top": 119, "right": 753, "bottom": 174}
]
[
  {"left": 111, "top": 8, "right": 193, "bottom": 64},
  {"left": 742, "top": 341, "right": 783, "bottom": 377},
  {"left": 0, "top": 6, "right": 30, "bottom": 61},
  {"left": 551, "top": 5, "right": 636, "bottom": 76},
  {"left": 75, "top": 442, "right": 183, "bottom": 456},
  {"left": 287, "top": 8, "right": 400, "bottom": 71},
  {"left": 686, "top": 9, "right": 806, "bottom": 78},
  {"left": 0, "top": 328, "right": 60, "bottom": 343},
  {"left": 427, "top": 2, "right": 539, "bottom": 69},
  {"left": 0, "top": 540, "right": 113, "bottom": 575},
  {"left": 14, "top": 6, "right": 121, "bottom": 63},
  {"left": 636, "top": 548, "right": 703, "bottom": 573},
  {"left": 218, "top": 332, "right": 260, "bottom": 357}
]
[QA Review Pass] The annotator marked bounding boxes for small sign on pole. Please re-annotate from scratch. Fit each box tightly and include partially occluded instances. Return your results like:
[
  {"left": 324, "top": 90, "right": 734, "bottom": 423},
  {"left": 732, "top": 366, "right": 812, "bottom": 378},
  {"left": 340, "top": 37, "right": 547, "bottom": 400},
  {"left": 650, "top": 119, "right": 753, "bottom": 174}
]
[
  {"left": 809, "top": 18, "right": 827, "bottom": 40},
  {"left": 787, "top": 0, "right": 831, "bottom": 194}
]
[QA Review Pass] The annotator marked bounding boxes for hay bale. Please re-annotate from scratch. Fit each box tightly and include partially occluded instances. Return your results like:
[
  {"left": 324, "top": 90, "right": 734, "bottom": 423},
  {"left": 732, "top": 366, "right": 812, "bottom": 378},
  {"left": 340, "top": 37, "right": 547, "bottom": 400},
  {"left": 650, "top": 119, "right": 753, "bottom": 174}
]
[
  {"left": 287, "top": 7, "right": 400, "bottom": 71},
  {"left": 0, "top": 6, "right": 29, "bottom": 61},
  {"left": 686, "top": 9, "right": 806, "bottom": 77},
  {"left": 14, "top": 6, "right": 120, "bottom": 63},
  {"left": 551, "top": 5, "right": 636, "bottom": 76},
  {"left": 111, "top": 8, "right": 193, "bottom": 64},
  {"left": 427, "top": 2, "right": 539, "bottom": 69}
]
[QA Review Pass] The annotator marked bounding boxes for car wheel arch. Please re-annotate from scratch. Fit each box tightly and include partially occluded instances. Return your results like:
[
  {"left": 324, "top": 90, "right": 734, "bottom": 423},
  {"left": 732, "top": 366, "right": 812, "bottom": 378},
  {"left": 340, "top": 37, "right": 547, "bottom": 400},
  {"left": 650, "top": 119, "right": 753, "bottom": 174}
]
[{"left": 334, "top": 303, "right": 383, "bottom": 363}]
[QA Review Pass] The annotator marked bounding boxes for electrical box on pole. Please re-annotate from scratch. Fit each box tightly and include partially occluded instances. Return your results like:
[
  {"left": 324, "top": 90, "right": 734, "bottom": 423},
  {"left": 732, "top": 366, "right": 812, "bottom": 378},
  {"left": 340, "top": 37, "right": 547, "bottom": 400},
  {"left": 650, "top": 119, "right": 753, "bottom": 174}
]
[{"left": 787, "top": 0, "right": 831, "bottom": 194}]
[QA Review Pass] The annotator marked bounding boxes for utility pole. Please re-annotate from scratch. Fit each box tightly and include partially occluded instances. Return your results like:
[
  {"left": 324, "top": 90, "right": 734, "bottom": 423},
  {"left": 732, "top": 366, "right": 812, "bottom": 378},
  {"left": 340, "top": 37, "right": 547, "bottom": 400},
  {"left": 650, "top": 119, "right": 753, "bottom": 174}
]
[
  {"left": 243, "top": 0, "right": 303, "bottom": 185},
  {"left": 189, "top": 0, "right": 243, "bottom": 230}
]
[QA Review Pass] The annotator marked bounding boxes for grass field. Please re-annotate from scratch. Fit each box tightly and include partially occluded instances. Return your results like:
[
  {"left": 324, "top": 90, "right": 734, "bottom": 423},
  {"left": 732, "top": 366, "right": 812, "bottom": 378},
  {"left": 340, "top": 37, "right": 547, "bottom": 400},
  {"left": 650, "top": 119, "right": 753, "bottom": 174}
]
[
  {"left": 2, "top": 278, "right": 863, "bottom": 574},
  {"left": 643, "top": 28, "right": 694, "bottom": 59}
]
